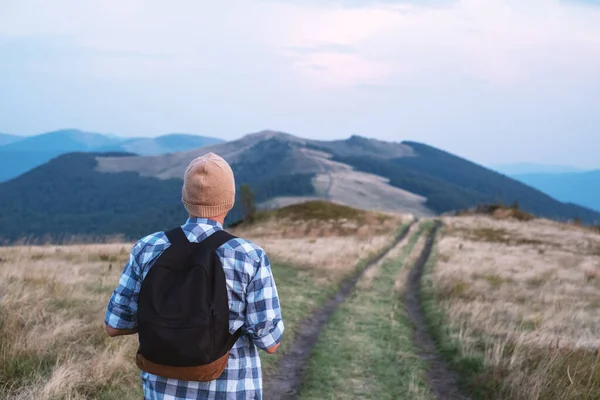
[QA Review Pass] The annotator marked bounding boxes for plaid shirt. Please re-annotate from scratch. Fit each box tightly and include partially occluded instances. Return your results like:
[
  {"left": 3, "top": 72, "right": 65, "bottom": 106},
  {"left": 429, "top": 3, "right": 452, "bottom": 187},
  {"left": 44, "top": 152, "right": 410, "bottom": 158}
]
[{"left": 105, "top": 218, "right": 284, "bottom": 400}]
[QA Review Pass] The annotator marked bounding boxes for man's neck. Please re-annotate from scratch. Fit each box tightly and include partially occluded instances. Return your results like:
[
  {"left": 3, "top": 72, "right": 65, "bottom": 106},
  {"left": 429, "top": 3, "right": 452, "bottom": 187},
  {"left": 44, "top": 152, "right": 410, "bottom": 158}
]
[{"left": 190, "top": 215, "right": 226, "bottom": 226}]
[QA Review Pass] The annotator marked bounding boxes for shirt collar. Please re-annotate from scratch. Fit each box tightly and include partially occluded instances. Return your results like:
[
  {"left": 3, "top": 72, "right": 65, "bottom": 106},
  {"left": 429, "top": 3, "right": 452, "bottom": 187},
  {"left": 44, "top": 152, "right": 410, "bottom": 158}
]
[{"left": 184, "top": 217, "right": 223, "bottom": 229}]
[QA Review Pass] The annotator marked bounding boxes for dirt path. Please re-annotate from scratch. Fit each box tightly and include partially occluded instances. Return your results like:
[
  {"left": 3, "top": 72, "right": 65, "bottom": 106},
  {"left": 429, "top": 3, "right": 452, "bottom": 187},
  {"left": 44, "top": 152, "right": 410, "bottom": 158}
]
[
  {"left": 404, "top": 221, "right": 471, "bottom": 400},
  {"left": 264, "top": 223, "right": 414, "bottom": 399}
]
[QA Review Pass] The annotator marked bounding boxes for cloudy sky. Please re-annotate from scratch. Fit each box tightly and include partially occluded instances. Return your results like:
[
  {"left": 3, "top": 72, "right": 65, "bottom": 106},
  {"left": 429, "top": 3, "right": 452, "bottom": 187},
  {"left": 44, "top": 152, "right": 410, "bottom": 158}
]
[{"left": 1, "top": 0, "right": 599, "bottom": 167}]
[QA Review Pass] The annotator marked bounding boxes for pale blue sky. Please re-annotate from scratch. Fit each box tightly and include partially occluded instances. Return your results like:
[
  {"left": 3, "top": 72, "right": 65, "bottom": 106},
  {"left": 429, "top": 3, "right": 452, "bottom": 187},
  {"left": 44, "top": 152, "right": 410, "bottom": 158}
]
[{"left": 1, "top": 0, "right": 599, "bottom": 167}]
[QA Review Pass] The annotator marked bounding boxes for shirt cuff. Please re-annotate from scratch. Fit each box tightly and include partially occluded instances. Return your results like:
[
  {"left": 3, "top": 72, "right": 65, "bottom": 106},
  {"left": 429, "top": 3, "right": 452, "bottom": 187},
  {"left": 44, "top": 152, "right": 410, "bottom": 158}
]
[
  {"left": 251, "top": 319, "right": 284, "bottom": 350},
  {"left": 104, "top": 307, "right": 137, "bottom": 330}
]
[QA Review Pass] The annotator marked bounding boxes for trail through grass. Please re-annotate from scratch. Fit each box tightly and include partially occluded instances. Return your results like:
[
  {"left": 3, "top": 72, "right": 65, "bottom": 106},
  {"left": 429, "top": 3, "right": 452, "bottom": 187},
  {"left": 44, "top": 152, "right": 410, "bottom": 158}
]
[{"left": 298, "top": 224, "right": 435, "bottom": 400}]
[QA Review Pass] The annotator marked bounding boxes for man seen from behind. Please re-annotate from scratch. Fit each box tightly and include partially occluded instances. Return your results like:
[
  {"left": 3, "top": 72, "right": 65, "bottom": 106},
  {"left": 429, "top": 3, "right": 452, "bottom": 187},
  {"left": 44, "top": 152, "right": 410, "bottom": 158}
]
[{"left": 104, "top": 152, "right": 284, "bottom": 400}]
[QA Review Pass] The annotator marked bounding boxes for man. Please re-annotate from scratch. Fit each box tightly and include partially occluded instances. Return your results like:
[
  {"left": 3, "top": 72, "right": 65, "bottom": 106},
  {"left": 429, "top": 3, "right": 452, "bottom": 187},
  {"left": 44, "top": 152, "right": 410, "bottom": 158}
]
[{"left": 105, "top": 152, "right": 284, "bottom": 400}]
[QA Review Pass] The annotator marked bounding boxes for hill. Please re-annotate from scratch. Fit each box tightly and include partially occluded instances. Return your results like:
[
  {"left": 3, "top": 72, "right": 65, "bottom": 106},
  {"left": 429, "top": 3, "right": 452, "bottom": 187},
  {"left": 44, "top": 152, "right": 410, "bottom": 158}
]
[
  {"left": 0, "top": 133, "right": 24, "bottom": 146},
  {"left": 0, "top": 147, "right": 315, "bottom": 243},
  {"left": 511, "top": 170, "right": 600, "bottom": 212},
  {"left": 0, "top": 129, "right": 224, "bottom": 182},
  {"left": 113, "top": 133, "right": 223, "bottom": 155},
  {"left": 328, "top": 141, "right": 600, "bottom": 223},
  {"left": 490, "top": 162, "right": 584, "bottom": 174},
  {"left": 1, "top": 130, "right": 599, "bottom": 243},
  {"left": 0, "top": 129, "right": 121, "bottom": 182}
]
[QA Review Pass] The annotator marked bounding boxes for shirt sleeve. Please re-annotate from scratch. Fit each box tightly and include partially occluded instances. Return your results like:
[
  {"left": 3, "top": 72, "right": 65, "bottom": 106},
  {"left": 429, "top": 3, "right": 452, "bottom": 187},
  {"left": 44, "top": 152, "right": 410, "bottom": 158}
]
[
  {"left": 243, "top": 252, "right": 284, "bottom": 350},
  {"left": 104, "top": 243, "right": 143, "bottom": 330}
]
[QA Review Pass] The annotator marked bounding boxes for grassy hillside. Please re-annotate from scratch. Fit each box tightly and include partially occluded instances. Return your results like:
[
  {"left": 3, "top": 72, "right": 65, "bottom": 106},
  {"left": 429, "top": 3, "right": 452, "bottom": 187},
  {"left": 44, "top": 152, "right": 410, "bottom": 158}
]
[
  {"left": 0, "top": 149, "right": 315, "bottom": 243},
  {"left": 2, "top": 132, "right": 598, "bottom": 243},
  {"left": 331, "top": 141, "right": 600, "bottom": 224}
]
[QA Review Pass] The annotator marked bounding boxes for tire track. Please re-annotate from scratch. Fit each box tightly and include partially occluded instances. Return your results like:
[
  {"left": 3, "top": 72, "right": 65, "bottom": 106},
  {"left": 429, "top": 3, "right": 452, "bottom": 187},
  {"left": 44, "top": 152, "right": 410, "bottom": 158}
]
[
  {"left": 404, "top": 221, "right": 471, "bottom": 400},
  {"left": 264, "top": 222, "right": 415, "bottom": 399}
]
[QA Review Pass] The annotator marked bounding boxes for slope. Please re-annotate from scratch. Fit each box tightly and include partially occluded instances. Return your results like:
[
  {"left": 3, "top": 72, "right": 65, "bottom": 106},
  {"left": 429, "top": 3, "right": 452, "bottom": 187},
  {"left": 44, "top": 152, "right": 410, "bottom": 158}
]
[
  {"left": 0, "top": 129, "right": 223, "bottom": 182},
  {"left": 2, "top": 131, "right": 599, "bottom": 243},
  {"left": 0, "top": 142, "right": 316, "bottom": 243},
  {"left": 96, "top": 131, "right": 432, "bottom": 216},
  {"left": 330, "top": 141, "right": 600, "bottom": 223},
  {"left": 0, "top": 129, "right": 123, "bottom": 182},
  {"left": 511, "top": 170, "right": 600, "bottom": 213},
  {"left": 0, "top": 133, "right": 24, "bottom": 146},
  {"left": 490, "top": 163, "right": 584, "bottom": 175},
  {"left": 102, "top": 133, "right": 224, "bottom": 155}
]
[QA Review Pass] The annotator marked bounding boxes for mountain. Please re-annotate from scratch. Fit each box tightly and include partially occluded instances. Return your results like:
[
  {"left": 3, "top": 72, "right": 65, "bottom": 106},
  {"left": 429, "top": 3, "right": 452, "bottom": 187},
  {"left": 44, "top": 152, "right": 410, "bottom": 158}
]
[
  {"left": 0, "top": 129, "right": 121, "bottom": 182},
  {"left": 114, "top": 134, "right": 223, "bottom": 155},
  {"left": 0, "top": 133, "right": 24, "bottom": 146},
  {"left": 1, "top": 130, "right": 599, "bottom": 243},
  {"left": 511, "top": 170, "right": 600, "bottom": 213},
  {"left": 491, "top": 163, "right": 584, "bottom": 175},
  {"left": 0, "top": 129, "right": 224, "bottom": 182},
  {"left": 1, "top": 129, "right": 123, "bottom": 152}
]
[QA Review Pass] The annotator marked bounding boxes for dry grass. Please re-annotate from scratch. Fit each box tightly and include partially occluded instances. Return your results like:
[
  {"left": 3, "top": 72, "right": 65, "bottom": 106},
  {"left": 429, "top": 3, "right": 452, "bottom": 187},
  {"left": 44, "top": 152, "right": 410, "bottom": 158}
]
[
  {"left": 234, "top": 206, "right": 411, "bottom": 284},
  {"left": 430, "top": 215, "right": 600, "bottom": 399},
  {"left": 0, "top": 243, "right": 141, "bottom": 399},
  {"left": 0, "top": 207, "right": 409, "bottom": 399}
]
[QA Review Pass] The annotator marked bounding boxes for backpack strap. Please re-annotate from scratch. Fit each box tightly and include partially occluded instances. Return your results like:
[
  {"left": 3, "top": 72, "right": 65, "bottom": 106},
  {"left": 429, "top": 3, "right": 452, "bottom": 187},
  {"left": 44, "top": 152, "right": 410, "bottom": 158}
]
[
  {"left": 154, "top": 227, "right": 196, "bottom": 270},
  {"left": 156, "top": 228, "right": 236, "bottom": 270},
  {"left": 200, "top": 230, "right": 242, "bottom": 350},
  {"left": 197, "top": 230, "right": 236, "bottom": 253}
]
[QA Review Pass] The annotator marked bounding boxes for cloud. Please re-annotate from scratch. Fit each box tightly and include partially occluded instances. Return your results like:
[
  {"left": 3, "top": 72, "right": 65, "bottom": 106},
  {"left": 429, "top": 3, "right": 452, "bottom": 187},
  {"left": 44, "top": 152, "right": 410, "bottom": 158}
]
[
  {"left": 2, "top": 0, "right": 600, "bottom": 88},
  {"left": 0, "top": 0, "right": 599, "bottom": 167}
]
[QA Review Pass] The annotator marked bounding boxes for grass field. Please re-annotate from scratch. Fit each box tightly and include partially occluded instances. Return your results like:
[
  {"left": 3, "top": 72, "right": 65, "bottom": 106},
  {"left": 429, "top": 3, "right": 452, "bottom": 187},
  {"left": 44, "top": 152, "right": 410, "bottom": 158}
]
[
  {"left": 299, "top": 222, "right": 434, "bottom": 400},
  {"left": 422, "top": 216, "right": 600, "bottom": 400},
  {"left": 5, "top": 201, "right": 596, "bottom": 400},
  {"left": 0, "top": 205, "right": 409, "bottom": 399},
  {"left": 0, "top": 243, "right": 348, "bottom": 399}
]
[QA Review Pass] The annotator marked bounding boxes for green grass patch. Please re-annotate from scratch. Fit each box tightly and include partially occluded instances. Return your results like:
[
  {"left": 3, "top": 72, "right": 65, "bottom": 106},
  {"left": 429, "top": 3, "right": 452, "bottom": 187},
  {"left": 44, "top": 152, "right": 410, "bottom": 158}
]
[
  {"left": 261, "top": 200, "right": 366, "bottom": 222},
  {"left": 262, "top": 224, "right": 411, "bottom": 378},
  {"left": 260, "top": 262, "right": 336, "bottom": 376},
  {"left": 0, "top": 351, "right": 57, "bottom": 393},
  {"left": 298, "top": 223, "right": 434, "bottom": 400}
]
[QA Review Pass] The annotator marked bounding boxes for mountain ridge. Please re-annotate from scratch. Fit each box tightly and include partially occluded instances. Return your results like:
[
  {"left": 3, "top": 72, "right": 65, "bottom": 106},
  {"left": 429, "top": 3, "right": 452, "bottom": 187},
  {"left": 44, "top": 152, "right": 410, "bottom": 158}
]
[
  {"left": 0, "top": 133, "right": 24, "bottom": 146},
  {"left": 0, "top": 129, "right": 224, "bottom": 182},
  {"left": 1, "top": 130, "right": 599, "bottom": 243}
]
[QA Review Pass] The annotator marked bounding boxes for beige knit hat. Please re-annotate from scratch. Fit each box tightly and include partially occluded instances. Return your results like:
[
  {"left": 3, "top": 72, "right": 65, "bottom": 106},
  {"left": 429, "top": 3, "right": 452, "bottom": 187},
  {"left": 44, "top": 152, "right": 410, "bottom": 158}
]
[{"left": 181, "top": 153, "right": 236, "bottom": 218}]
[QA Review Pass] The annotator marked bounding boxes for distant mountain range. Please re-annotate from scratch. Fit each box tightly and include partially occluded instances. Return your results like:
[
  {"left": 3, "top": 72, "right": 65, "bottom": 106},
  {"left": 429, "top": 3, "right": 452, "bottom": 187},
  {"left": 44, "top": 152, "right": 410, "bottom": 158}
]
[
  {"left": 0, "top": 129, "right": 223, "bottom": 182},
  {"left": 511, "top": 170, "right": 600, "bottom": 213},
  {"left": 0, "top": 133, "right": 24, "bottom": 146},
  {"left": 1, "top": 130, "right": 599, "bottom": 244},
  {"left": 491, "top": 163, "right": 585, "bottom": 175}
]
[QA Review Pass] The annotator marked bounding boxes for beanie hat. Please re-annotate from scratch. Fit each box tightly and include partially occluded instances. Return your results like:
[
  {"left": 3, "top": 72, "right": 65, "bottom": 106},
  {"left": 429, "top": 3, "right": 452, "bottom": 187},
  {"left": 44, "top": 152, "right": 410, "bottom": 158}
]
[{"left": 181, "top": 153, "right": 236, "bottom": 218}]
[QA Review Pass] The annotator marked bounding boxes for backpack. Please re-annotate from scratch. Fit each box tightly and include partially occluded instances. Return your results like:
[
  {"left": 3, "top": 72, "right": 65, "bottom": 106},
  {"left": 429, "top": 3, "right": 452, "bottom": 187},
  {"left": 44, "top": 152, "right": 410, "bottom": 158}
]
[{"left": 135, "top": 227, "right": 242, "bottom": 382}]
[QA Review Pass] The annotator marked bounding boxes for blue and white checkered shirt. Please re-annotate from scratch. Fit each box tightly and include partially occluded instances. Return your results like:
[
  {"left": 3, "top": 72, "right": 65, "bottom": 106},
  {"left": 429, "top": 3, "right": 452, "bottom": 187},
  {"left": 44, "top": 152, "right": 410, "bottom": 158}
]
[{"left": 105, "top": 218, "right": 284, "bottom": 400}]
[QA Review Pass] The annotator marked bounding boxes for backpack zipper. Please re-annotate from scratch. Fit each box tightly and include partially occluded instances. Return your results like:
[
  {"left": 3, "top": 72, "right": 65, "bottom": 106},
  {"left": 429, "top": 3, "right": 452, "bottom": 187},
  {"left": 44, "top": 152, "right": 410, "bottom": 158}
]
[{"left": 210, "top": 306, "right": 216, "bottom": 359}]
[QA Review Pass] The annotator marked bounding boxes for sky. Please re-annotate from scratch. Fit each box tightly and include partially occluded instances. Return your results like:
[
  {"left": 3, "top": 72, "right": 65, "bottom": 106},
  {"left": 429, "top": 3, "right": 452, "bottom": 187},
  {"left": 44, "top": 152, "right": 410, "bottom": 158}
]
[{"left": 1, "top": 0, "right": 600, "bottom": 168}]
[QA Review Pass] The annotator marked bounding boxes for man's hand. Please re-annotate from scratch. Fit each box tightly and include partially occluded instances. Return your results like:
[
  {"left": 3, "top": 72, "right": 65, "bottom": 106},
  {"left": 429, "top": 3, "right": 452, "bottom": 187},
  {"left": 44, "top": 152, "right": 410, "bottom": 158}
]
[
  {"left": 264, "top": 342, "right": 281, "bottom": 354},
  {"left": 105, "top": 323, "right": 138, "bottom": 337}
]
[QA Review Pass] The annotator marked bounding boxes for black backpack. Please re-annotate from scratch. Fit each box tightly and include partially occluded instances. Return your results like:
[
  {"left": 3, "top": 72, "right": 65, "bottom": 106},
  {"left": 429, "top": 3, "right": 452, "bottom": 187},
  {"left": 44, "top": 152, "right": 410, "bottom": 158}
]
[{"left": 136, "top": 227, "right": 242, "bottom": 381}]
